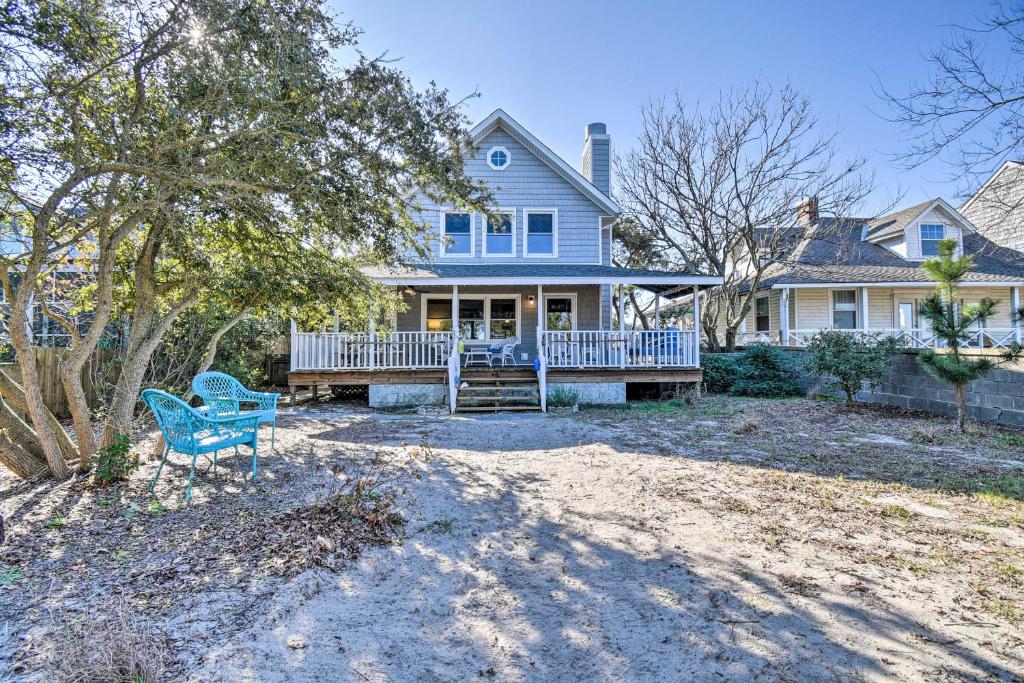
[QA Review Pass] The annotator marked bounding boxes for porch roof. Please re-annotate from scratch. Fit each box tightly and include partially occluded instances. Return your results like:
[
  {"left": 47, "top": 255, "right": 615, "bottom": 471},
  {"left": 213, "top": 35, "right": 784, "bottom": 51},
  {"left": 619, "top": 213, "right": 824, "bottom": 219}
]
[{"left": 361, "top": 264, "right": 722, "bottom": 297}]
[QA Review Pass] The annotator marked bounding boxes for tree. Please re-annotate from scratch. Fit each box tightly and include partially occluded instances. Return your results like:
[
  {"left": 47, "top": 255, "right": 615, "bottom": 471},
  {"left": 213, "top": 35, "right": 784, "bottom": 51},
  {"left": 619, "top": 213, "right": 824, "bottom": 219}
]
[
  {"left": 804, "top": 331, "right": 903, "bottom": 406},
  {"left": 879, "top": 3, "right": 1024, "bottom": 196},
  {"left": 917, "top": 238, "right": 1024, "bottom": 432},
  {"left": 616, "top": 83, "right": 874, "bottom": 351},
  {"left": 0, "top": 0, "right": 488, "bottom": 478}
]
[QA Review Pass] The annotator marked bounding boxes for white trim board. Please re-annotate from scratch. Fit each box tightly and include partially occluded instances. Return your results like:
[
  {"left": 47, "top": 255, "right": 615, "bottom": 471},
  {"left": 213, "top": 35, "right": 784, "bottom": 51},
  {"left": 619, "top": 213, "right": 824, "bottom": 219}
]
[
  {"left": 372, "top": 274, "right": 724, "bottom": 287},
  {"left": 770, "top": 281, "right": 1024, "bottom": 289}
]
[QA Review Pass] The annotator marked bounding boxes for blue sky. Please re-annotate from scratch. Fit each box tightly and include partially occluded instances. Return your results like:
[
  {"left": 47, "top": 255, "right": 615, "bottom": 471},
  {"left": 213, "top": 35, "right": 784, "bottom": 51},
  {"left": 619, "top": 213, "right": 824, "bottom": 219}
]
[{"left": 335, "top": 0, "right": 1000, "bottom": 214}]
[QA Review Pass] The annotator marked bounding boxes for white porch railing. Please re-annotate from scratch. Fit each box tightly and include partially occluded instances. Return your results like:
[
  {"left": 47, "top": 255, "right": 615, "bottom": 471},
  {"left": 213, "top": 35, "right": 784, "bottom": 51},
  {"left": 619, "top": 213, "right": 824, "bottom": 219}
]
[
  {"left": 290, "top": 331, "right": 454, "bottom": 371},
  {"left": 784, "top": 328, "right": 1018, "bottom": 350},
  {"left": 737, "top": 330, "right": 781, "bottom": 345},
  {"left": 542, "top": 330, "right": 698, "bottom": 368}
]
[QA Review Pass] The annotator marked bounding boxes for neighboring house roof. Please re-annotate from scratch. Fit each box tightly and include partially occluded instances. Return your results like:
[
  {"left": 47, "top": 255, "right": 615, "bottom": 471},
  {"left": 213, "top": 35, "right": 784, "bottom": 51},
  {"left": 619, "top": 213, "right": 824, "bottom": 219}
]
[
  {"left": 863, "top": 197, "right": 973, "bottom": 242},
  {"left": 960, "top": 160, "right": 1023, "bottom": 214},
  {"left": 362, "top": 263, "right": 721, "bottom": 297},
  {"left": 754, "top": 216, "right": 1024, "bottom": 288},
  {"left": 470, "top": 109, "right": 621, "bottom": 216}
]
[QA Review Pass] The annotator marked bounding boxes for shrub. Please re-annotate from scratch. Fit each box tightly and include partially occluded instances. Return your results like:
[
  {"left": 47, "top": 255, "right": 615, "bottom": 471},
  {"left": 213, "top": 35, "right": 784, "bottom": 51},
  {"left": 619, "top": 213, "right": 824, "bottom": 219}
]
[
  {"left": 731, "top": 344, "right": 803, "bottom": 398},
  {"left": 701, "top": 353, "right": 739, "bottom": 393},
  {"left": 547, "top": 386, "right": 580, "bottom": 407},
  {"left": 803, "top": 331, "right": 902, "bottom": 406},
  {"left": 91, "top": 435, "right": 139, "bottom": 486}
]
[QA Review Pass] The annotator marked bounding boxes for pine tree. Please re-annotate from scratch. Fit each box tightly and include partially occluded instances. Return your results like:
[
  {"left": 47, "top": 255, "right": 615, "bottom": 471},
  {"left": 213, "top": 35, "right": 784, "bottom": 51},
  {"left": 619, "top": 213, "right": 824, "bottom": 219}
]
[{"left": 917, "top": 239, "right": 1024, "bottom": 432}]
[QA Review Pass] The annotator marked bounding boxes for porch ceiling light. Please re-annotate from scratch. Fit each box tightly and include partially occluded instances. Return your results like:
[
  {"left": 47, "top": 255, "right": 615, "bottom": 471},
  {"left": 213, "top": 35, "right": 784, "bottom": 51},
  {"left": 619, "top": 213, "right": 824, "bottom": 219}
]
[
  {"left": 527, "top": 295, "right": 536, "bottom": 304},
  {"left": 403, "top": 286, "right": 417, "bottom": 296}
]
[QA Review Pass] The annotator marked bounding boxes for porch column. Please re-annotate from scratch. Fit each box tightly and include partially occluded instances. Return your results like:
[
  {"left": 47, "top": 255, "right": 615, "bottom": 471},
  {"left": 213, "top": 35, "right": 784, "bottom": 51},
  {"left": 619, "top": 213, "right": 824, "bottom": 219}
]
[
  {"left": 452, "top": 285, "right": 460, "bottom": 339},
  {"left": 618, "top": 284, "right": 626, "bottom": 332},
  {"left": 654, "top": 295, "right": 661, "bottom": 330},
  {"left": 692, "top": 285, "right": 701, "bottom": 367},
  {"left": 859, "top": 287, "right": 869, "bottom": 331},
  {"left": 779, "top": 288, "right": 790, "bottom": 346},
  {"left": 289, "top": 319, "right": 298, "bottom": 372},
  {"left": 332, "top": 311, "right": 339, "bottom": 333},
  {"left": 536, "top": 284, "right": 544, "bottom": 352},
  {"left": 1014, "top": 286, "right": 1023, "bottom": 344},
  {"left": 367, "top": 300, "right": 376, "bottom": 370}
]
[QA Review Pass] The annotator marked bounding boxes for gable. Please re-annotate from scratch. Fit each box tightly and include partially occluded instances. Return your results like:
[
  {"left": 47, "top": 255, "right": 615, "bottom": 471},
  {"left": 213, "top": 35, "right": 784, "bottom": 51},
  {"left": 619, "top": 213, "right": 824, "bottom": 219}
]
[{"left": 470, "top": 110, "right": 619, "bottom": 215}]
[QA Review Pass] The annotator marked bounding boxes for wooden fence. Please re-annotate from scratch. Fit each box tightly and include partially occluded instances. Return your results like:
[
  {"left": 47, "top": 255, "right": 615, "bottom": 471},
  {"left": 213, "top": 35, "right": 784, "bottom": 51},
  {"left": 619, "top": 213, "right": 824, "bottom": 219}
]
[{"left": 0, "top": 347, "right": 120, "bottom": 418}]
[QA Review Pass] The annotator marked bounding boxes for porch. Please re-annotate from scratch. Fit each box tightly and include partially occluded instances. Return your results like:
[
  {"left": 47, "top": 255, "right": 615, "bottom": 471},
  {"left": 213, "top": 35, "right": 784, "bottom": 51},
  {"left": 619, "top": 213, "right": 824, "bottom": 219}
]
[
  {"left": 731, "top": 283, "right": 1024, "bottom": 350},
  {"left": 288, "top": 264, "right": 722, "bottom": 411}
]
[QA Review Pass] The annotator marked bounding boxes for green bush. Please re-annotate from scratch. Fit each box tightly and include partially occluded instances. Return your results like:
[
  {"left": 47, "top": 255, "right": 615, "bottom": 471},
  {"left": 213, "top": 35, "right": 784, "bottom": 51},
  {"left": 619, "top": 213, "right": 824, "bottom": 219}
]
[
  {"left": 701, "top": 353, "right": 739, "bottom": 393},
  {"left": 91, "top": 435, "right": 139, "bottom": 486},
  {"left": 731, "top": 344, "right": 803, "bottom": 398},
  {"left": 804, "top": 330, "right": 902, "bottom": 406},
  {"left": 547, "top": 386, "right": 580, "bottom": 407}
]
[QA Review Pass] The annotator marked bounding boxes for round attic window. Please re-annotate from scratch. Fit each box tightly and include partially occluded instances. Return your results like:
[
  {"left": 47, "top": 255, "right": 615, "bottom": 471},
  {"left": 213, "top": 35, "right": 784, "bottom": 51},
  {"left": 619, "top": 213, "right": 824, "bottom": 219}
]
[{"left": 487, "top": 146, "right": 510, "bottom": 170}]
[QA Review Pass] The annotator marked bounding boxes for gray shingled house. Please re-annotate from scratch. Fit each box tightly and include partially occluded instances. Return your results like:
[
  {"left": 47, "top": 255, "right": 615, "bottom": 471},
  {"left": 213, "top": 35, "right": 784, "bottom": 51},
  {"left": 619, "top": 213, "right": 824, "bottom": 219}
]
[
  {"left": 726, "top": 197, "right": 1024, "bottom": 349},
  {"left": 288, "top": 110, "right": 721, "bottom": 411}
]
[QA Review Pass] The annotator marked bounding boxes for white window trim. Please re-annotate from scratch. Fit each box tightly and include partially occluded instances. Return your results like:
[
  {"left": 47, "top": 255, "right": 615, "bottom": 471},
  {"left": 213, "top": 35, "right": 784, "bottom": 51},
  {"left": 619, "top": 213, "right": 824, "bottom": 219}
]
[
  {"left": 918, "top": 222, "right": 946, "bottom": 259},
  {"left": 439, "top": 209, "right": 475, "bottom": 258},
  {"left": 486, "top": 146, "right": 511, "bottom": 171},
  {"left": 481, "top": 208, "right": 517, "bottom": 258},
  {"left": 523, "top": 208, "right": 559, "bottom": 258},
  {"left": 542, "top": 293, "right": 578, "bottom": 332},
  {"left": 420, "top": 293, "right": 522, "bottom": 344},
  {"left": 829, "top": 288, "right": 859, "bottom": 329},
  {"left": 754, "top": 294, "right": 771, "bottom": 332}
]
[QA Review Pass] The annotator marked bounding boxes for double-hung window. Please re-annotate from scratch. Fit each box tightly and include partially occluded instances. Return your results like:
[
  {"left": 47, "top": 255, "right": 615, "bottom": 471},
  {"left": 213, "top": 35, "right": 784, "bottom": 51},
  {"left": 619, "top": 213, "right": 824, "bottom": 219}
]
[
  {"left": 754, "top": 296, "right": 770, "bottom": 332},
  {"left": 441, "top": 211, "right": 473, "bottom": 256},
  {"left": 489, "top": 299, "right": 517, "bottom": 339},
  {"left": 484, "top": 211, "right": 515, "bottom": 256},
  {"left": 920, "top": 224, "right": 945, "bottom": 257},
  {"left": 832, "top": 290, "right": 858, "bottom": 329},
  {"left": 423, "top": 296, "right": 520, "bottom": 342},
  {"left": 524, "top": 210, "right": 557, "bottom": 257},
  {"left": 458, "top": 299, "right": 485, "bottom": 340}
]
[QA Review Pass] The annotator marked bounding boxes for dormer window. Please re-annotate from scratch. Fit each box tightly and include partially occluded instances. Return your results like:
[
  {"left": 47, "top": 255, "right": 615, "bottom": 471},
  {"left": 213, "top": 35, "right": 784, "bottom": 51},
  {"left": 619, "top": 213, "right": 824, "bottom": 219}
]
[
  {"left": 920, "top": 224, "right": 945, "bottom": 257},
  {"left": 487, "top": 146, "right": 510, "bottom": 170}
]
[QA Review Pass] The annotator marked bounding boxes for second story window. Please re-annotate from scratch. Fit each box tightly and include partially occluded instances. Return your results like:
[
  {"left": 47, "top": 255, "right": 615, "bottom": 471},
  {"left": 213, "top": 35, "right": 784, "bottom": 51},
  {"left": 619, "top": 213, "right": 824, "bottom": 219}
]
[
  {"left": 920, "top": 224, "right": 945, "bottom": 257},
  {"left": 484, "top": 211, "right": 515, "bottom": 256},
  {"left": 487, "top": 146, "right": 510, "bottom": 170},
  {"left": 441, "top": 211, "right": 473, "bottom": 256},
  {"left": 524, "top": 210, "right": 557, "bottom": 257}
]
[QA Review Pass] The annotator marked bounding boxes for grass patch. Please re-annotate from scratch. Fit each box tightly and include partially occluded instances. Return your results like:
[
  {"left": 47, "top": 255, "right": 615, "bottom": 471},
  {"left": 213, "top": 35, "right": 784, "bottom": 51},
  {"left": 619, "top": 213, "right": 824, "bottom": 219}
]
[
  {"left": 422, "top": 518, "right": 454, "bottom": 534},
  {"left": 880, "top": 503, "right": 914, "bottom": 522},
  {"left": 0, "top": 566, "right": 21, "bottom": 587},
  {"left": 43, "top": 513, "right": 68, "bottom": 530},
  {"left": 993, "top": 433, "right": 1024, "bottom": 449}
]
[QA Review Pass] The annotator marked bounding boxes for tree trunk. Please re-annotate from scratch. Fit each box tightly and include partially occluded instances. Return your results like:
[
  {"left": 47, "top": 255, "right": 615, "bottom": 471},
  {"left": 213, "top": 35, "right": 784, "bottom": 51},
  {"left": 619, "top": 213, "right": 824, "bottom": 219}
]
[
  {"left": 955, "top": 383, "right": 967, "bottom": 433},
  {"left": 0, "top": 367, "right": 80, "bottom": 463},
  {"left": 4, "top": 311, "right": 71, "bottom": 479},
  {"left": 0, "top": 430, "right": 49, "bottom": 479}
]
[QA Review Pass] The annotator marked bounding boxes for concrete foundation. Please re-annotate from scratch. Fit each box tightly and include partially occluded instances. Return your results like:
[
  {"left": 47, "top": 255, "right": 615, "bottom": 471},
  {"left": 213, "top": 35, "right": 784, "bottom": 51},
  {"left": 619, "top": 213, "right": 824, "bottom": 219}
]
[
  {"left": 549, "top": 381, "right": 626, "bottom": 405},
  {"left": 369, "top": 383, "right": 445, "bottom": 409}
]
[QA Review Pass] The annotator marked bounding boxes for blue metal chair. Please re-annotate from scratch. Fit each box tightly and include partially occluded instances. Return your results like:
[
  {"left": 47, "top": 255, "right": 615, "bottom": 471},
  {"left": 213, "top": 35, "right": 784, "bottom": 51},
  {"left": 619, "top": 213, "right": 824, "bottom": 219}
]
[
  {"left": 141, "top": 389, "right": 260, "bottom": 503},
  {"left": 192, "top": 371, "right": 280, "bottom": 448}
]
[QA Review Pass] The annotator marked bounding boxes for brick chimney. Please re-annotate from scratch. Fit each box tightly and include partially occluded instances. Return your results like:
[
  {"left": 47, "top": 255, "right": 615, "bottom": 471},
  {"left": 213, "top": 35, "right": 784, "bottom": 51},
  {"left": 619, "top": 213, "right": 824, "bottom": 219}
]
[
  {"left": 583, "top": 122, "right": 611, "bottom": 196},
  {"left": 796, "top": 196, "right": 819, "bottom": 227}
]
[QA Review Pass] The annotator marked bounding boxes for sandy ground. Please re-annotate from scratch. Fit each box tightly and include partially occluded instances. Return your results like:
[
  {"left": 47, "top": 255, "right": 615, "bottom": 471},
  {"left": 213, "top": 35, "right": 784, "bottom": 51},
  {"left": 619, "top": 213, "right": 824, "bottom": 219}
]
[{"left": 181, "top": 400, "right": 1024, "bottom": 682}]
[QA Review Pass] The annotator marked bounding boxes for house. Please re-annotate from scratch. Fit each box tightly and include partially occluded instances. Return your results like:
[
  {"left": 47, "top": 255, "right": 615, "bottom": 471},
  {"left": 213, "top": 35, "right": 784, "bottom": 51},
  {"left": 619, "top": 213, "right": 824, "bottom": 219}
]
[
  {"left": 288, "top": 109, "right": 721, "bottom": 411},
  {"left": 961, "top": 160, "right": 1024, "bottom": 252},
  {"left": 722, "top": 197, "right": 1024, "bottom": 348}
]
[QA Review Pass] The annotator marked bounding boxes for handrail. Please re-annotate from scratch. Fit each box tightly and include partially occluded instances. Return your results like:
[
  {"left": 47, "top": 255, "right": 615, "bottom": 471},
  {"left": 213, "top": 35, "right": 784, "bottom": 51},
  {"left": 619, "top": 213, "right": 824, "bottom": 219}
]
[
  {"left": 446, "top": 335, "right": 460, "bottom": 414},
  {"left": 290, "top": 331, "right": 454, "bottom": 371},
  {"left": 541, "top": 329, "right": 698, "bottom": 368}
]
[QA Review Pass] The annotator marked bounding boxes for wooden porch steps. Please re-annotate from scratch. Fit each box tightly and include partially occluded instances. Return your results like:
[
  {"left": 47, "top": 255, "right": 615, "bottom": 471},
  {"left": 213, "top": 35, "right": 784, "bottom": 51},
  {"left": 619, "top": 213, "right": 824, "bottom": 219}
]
[{"left": 455, "top": 375, "right": 541, "bottom": 413}]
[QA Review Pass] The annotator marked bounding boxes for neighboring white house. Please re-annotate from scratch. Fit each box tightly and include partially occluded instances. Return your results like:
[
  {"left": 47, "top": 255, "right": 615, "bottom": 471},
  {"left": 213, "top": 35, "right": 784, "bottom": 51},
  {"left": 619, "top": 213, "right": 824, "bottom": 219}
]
[
  {"left": 961, "top": 160, "right": 1024, "bottom": 253},
  {"left": 289, "top": 109, "right": 722, "bottom": 411},
  {"left": 723, "top": 197, "right": 1024, "bottom": 349}
]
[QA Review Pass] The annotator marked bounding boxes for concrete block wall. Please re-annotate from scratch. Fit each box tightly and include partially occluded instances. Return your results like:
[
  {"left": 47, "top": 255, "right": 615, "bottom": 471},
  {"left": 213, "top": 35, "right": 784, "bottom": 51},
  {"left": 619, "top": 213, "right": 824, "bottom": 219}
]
[
  {"left": 785, "top": 349, "right": 1024, "bottom": 428},
  {"left": 549, "top": 381, "right": 625, "bottom": 405},
  {"left": 369, "top": 383, "right": 445, "bottom": 408}
]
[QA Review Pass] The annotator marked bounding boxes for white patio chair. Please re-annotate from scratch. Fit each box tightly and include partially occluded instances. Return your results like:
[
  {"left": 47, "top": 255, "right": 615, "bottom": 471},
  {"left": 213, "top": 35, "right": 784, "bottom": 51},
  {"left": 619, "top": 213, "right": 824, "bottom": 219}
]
[{"left": 489, "top": 341, "right": 517, "bottom": 367}]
